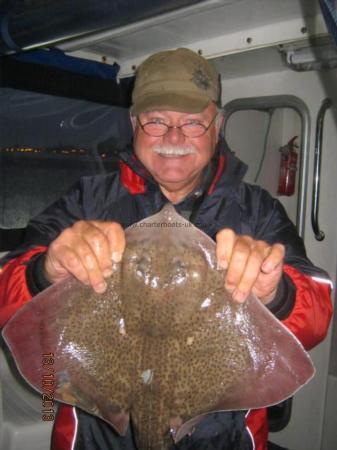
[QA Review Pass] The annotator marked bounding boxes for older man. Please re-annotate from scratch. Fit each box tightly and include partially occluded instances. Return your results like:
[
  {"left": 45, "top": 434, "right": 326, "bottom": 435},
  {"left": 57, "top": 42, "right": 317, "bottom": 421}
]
[{"left": 0, "top": 48, "right": 332, "bottom": 450}]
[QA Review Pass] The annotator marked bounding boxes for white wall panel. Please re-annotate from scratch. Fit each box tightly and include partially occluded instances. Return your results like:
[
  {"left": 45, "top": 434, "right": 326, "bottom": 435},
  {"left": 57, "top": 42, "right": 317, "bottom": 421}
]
[{"left": 220, "top": 67, "right": 337, "bottom": 450}]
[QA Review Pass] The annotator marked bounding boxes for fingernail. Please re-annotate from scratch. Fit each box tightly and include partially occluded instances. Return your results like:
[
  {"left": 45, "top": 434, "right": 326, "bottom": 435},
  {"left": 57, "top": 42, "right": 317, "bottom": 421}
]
[
  {"left": 112, "top": 252, "right": 122, "bottom": 263},
  {"left": 262, "top": 261, "right": 273, "bottom": 273},
  {"left": 233, "top": 290, "right": 247, "bottom": 303},
  {"left": 225, "top": 282, "right": 235, "bottom": 293},
  {"left": 103, "top": 269, "right": 113, "bottom": 278},
  {"left": 217, "top": 259, "right": 228, "bottom": 270},
  {"left": 95, "top": 281, "right": 107, "bottom": 293}
]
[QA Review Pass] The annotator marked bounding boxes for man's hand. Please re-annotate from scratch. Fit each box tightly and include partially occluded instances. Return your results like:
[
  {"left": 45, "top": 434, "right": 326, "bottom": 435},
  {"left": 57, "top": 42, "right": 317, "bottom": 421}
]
[
  {"left": 44, "top": 220, "right": 125, "bottom": 293},
  {"left": 216, "top": 229, "right": 285, "bottom": 304}
]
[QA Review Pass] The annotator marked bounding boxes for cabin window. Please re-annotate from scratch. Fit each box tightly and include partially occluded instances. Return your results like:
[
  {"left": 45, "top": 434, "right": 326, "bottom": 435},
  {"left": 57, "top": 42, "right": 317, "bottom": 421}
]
[
  {"left": 0, "top": 88, "right": 132, "bottom": 251},
  {"left": 224, "top": 104, "right": 303, "bottom": 228}
]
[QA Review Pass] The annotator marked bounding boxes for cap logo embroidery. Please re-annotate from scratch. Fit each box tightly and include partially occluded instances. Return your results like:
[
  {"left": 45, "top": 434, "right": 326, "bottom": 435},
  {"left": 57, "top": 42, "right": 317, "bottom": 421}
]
[{"left": 191, "top": 68, "right": 210, "bottom": 91}]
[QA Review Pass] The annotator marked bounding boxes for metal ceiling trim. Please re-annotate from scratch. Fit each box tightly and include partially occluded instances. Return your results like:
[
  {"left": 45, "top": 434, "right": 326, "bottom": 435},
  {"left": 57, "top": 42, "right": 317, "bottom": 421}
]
[
  {"left": 0, "top": 0, "right": 216, "bottom": 55},
  {"left": 58, "top": 0, "right": 228, "bottom": 52}
]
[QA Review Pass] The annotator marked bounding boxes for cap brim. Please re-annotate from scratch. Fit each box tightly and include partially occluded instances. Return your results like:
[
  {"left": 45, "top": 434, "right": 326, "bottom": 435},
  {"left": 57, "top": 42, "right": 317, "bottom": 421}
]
[{"left": 130, "top": 92, "right": 211, "bottom": 115}]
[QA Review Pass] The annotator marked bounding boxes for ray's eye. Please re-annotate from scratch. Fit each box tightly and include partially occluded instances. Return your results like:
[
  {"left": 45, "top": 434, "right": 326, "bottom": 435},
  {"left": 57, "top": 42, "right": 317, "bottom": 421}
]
[{"left": 135, "top": 255, "right": 151, "bottom": 280}]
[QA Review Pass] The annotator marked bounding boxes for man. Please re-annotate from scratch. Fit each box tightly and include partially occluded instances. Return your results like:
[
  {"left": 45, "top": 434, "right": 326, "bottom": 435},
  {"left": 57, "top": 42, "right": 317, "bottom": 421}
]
[{"left": 0, "top": 48, "right": 332, "bottom": 450}]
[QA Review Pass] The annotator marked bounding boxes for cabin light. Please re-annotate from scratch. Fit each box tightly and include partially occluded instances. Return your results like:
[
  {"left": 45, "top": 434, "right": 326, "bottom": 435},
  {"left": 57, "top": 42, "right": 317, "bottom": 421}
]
[{"left": 282, "top": 43, "right": 337, "bottom": 71}]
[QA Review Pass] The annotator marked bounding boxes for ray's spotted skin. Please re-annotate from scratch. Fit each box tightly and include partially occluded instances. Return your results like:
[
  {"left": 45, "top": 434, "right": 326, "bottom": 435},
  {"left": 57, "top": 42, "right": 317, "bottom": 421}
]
[{"left": 54, "top": 241, "right": 250, "bottom": 450}]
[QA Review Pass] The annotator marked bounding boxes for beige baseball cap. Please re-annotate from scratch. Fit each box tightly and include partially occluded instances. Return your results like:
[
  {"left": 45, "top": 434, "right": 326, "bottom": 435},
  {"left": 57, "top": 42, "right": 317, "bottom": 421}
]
[{"left": 130, "top": 48, "right": 220, "bottom": 115}]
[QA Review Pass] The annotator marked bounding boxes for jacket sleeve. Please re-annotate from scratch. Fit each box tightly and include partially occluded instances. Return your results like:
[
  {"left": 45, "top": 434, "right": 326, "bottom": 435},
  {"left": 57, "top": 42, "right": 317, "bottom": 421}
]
[
  {"left": 282, "top": 264, "right": 333, "bottom": 350},
  {"left": 0, "top": 181, "right": 86, "bottom": 328},
  {"left": 0, "top": 246, "right": 47, "bottom": 327},
  {"left": 247, "top": 186, "right": 333, "bottom": 350}
]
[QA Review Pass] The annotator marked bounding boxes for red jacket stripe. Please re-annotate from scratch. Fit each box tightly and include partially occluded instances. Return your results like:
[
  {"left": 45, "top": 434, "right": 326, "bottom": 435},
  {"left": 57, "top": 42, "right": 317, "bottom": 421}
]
[
  {"left": 208, "top": 154, "right": 226, "bottom": 195},
  {"left": 52, "top": 405, "right": 78, "bottom": 450},
  {"left": 246, "top": 408, "right": 268, "bottom": 450},
  {"left": 119, "top": 160, "right": 146, "bottom": 194}
]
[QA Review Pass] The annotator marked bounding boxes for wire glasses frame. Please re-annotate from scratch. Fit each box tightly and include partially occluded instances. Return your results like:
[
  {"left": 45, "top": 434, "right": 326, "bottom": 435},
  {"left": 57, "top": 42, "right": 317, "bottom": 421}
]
[{"left": 137, "top": 113, "right": 219, "bottom": 138}]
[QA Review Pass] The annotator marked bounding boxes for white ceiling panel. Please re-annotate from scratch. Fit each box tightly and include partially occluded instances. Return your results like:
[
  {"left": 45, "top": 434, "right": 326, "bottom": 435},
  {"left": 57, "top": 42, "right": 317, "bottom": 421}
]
[{"left": 59, "top": 0, "right": 329, "bottom": 78}]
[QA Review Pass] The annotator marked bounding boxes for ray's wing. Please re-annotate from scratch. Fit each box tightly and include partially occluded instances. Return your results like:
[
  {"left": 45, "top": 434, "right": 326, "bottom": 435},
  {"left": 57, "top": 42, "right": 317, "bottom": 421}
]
[
  {"left": 2, "top": 271, "right": 132, "bottom": 436},
  {"left": 173, "top": 277, "right": 315, "bottom": 444}
]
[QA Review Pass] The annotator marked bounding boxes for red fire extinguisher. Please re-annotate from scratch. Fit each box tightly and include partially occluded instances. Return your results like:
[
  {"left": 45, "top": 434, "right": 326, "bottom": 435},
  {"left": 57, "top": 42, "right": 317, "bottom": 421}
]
[{"left": 277, "top": 136, "right": 298, "bottom": 196}]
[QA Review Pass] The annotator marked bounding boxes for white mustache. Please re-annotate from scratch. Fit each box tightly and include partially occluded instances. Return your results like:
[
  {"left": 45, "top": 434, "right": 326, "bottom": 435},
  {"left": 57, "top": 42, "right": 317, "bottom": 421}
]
[{"left": 153, "top": 145, "right": 197, "bottom": 156}]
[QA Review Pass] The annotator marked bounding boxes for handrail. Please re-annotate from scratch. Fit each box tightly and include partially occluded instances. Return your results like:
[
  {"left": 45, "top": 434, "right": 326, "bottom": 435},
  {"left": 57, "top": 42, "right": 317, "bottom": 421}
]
[
  {"left": 311, "top": 98, "right": 332, "bottom": 241},
  {"left": 222, "top": 95, "right": 311, "bottom": 238}
]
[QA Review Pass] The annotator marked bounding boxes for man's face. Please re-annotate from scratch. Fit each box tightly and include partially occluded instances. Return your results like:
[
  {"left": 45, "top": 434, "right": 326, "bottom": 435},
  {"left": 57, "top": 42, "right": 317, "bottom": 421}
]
[{"left": 131, "top": 102, "right": 222, "bottom": 195}]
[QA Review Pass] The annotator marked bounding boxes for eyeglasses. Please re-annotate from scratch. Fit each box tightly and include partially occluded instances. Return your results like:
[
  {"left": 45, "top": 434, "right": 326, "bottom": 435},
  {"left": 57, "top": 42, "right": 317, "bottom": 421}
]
[{"left": 137, "top": 113, "right": 219, "bottom": 138}]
